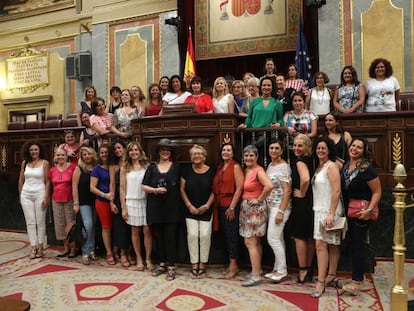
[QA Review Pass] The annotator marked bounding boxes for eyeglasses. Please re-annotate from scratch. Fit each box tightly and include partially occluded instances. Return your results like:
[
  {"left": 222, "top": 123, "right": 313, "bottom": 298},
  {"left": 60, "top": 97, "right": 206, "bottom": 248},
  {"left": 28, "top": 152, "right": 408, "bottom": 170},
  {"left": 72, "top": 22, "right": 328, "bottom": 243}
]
[{"left": 191, "top": 152, "right": 205, "bottom": 156}]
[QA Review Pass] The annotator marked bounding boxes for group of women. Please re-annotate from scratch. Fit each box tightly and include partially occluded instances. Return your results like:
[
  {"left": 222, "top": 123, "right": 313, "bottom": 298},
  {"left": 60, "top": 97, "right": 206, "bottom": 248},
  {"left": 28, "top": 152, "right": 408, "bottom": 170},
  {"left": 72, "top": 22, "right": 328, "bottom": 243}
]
[{"left": 17, "top": 57, "right": 385, "bottom": 294}]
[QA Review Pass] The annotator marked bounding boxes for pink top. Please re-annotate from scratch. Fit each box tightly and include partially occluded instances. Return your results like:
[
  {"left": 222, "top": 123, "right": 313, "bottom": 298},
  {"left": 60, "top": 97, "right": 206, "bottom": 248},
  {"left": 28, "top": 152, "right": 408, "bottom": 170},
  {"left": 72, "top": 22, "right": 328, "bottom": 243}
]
[
  {"left": 90, "top": 113, "right": 113, "bottom": 130},
  {"left": 286, "top": 79, "right": 309, "bottom": 95},
  {"left": 48, "top": 162, "right": 76, "bottom": 202},
  {"left": 59, "top": 143, "right": 80, "bottom": 164},
  {"left": 243, "top": 166, "right": 264, "bottom": 199}
]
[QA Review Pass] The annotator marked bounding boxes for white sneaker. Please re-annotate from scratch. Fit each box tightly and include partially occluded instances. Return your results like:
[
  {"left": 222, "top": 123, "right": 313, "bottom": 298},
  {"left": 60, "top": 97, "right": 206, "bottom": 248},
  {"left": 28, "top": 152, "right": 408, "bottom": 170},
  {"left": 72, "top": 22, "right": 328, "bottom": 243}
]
[{"left": 267, "top": 272, "right": 287, "bottom": 282}]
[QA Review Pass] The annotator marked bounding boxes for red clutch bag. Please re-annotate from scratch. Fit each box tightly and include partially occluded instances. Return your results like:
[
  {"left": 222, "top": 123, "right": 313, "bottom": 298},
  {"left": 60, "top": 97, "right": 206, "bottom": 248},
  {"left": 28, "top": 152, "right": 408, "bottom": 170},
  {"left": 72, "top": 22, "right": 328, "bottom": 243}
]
[{"left": 347, "top": 199, "right": 378, "bottom": 221}]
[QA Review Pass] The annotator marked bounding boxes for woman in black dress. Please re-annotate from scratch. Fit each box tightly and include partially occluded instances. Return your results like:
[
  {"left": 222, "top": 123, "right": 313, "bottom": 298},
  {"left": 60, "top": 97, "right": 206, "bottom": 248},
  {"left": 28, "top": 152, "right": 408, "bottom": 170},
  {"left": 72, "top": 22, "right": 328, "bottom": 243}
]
[
  {"left": 289, "top": 134, "right": 315, "bottom": 283},
  {"left": 142, "top": 138, "right": 183, "bottom": 281}
]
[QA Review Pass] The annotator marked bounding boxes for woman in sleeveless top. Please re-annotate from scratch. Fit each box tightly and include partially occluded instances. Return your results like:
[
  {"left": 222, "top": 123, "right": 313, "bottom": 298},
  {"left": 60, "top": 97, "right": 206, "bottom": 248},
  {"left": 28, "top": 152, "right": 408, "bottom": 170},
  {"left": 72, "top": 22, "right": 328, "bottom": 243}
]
[
  {"left": 289, "top": 134, "right": 315, "bottom": 284},
  {"left": 212, "top": 76, "right": 234, "bottom": 113},
  {"left": 306, "top": 72, "right": 331, "bottom": 115},
  {"left": 72, "top": 147, "right": 98, "bottom": 265},
  {"left": 18, "top": 141, "right": 50, "bottom": 259},
  {"left": 239, "top": 145, "right": 273, "bottom": 287},
  {"left": 311, "top": 137, "right": 343, "bottom": 298},
  {"left": 120, "top": 142, "right": 152, "bottom": 272},
  {"left": 212, "top": 143, "right": 244, "bottom": 279},
  {"left": 323, "top": 111, "right": 352, "bottom": 169},
  {"left": 107, "top": 86, "right": 122, "bottom": 114},
  {"left": 333, "top": 66, "right": 365, "bottom": 113},
  {"left": 80, "top": 112, "right": 99, "bottom": 152}
]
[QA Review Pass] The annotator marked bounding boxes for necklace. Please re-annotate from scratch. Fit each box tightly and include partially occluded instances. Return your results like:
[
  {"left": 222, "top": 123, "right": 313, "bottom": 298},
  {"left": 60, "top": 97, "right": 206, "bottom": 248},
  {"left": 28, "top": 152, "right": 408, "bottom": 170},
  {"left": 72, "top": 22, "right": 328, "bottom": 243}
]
[{"left": 316, "top": 87, "right": 325, "bottom": 105}]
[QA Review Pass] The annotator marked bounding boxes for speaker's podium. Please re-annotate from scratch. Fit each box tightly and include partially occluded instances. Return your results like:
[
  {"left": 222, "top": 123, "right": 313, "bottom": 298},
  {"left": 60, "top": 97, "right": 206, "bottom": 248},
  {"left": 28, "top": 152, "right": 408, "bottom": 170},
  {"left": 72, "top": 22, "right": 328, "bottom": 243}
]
[{"left": 131, "top": 109, "right": 242, "bottom": 166}]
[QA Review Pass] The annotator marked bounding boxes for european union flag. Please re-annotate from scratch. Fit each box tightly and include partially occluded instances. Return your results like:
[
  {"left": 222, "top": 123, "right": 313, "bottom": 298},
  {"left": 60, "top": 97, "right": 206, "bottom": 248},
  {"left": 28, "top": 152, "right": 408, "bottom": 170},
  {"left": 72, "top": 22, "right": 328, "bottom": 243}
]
[{"left": 295, "top": 17, "right": 313, "bottom": 88}]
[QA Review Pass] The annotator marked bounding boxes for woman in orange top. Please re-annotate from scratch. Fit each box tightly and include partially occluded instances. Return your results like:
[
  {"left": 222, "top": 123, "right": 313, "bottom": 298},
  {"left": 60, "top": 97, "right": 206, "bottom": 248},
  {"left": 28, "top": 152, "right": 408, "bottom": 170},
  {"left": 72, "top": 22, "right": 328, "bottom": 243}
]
[{"left": 212, "top": 143, "right": 243, "bottom": 278}]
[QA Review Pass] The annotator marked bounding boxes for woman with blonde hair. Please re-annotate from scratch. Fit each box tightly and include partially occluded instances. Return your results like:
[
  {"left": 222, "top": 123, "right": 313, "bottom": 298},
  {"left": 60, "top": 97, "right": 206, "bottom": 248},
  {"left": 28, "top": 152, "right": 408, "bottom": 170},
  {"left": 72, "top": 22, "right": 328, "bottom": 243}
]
[
  {"left": 120, "top": 142, "right": 152, "bottom": 271},
  {"left": 72, "top": 147, "right": 99, "bottom": 265},
  {"left": 289, "top": 134, "right": 315, "bottom": 283},
  {"left": 212, "top": 76, "right": 235, "bottom": 113}
]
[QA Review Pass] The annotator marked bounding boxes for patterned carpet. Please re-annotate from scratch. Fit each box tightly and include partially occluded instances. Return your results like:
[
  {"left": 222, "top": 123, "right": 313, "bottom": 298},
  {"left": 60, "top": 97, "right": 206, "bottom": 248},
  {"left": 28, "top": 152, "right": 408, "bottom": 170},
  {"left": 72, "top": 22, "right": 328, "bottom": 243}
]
[{"left": 0, "top": 231, "right": 412, "bottom": 311}]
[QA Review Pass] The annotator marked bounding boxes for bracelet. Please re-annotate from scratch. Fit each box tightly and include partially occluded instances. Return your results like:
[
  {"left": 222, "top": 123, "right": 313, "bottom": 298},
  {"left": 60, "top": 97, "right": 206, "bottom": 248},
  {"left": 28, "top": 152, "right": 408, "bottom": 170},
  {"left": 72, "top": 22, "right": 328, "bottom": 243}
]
[
  {"left": 229, "top": 207, "right": 235, "bottom": 211},
  {"left": 73, "top": 202, "right": 80, "bottom": 206},
  {"left": 205, "top": 204, "right": 210, "bottom": 210},
  {"left": 101, "top": 192, "right": 105, "bottom": 198},
  {"left": 277, "top": 209, "right": 285, "bottom": 214},
  {"left": 153, "top": 188, "right": 157, "bottom": 195}
]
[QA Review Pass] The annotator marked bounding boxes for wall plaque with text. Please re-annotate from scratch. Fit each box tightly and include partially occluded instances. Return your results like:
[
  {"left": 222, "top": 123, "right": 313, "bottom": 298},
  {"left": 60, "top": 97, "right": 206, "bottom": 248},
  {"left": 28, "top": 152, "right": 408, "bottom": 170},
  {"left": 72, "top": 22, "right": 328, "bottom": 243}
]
[{"left": 6, "top": 48, "right": 50, "bottom": 93}]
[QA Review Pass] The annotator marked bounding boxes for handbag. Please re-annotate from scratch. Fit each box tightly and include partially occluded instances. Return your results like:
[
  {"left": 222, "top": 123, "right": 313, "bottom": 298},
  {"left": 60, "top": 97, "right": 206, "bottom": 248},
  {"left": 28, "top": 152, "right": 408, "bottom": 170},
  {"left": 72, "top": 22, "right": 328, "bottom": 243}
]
[
  {"left": 324, "top": 217, "right": 347, "bottom": 231},
  {"left": 348, "top": 199, "right": 379, "bottom": 221},
  {"left": 65, "top": 213, "right": 87, "bottom": 249}
]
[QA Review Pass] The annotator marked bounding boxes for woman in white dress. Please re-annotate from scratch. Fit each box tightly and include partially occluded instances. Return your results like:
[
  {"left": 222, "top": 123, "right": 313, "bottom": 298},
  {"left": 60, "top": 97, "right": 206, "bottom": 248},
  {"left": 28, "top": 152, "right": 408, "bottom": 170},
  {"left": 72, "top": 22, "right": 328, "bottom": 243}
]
[
  {"left": 306, "top": 72, "right": 331, "bottom": 115},
  {"left": 311, "top": 136, "right": 343, "bottom": 298},
  {"left": 212, "top": 76, "right": 234, "bottom": 113},
  {"left": 120, "top": 141, "right": 152, "bottom": 271}
]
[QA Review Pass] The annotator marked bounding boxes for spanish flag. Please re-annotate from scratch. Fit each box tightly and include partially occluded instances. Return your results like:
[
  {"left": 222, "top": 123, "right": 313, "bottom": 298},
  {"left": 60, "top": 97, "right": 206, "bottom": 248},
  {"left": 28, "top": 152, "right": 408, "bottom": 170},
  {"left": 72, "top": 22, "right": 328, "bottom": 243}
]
[{"left": 184, "top": 26, "right": 196, "bottom": 89}]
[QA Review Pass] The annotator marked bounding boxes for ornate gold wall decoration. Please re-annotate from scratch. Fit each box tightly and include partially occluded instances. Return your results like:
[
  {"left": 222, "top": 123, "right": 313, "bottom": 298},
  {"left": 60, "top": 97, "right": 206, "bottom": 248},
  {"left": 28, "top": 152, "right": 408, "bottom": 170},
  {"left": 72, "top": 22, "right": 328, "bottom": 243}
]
[
  {"left": 361, "top": 0, "right": 404, "bottom": 90},
  {"left": 392, "top": 133, "right": 402, "bottom": 165}
]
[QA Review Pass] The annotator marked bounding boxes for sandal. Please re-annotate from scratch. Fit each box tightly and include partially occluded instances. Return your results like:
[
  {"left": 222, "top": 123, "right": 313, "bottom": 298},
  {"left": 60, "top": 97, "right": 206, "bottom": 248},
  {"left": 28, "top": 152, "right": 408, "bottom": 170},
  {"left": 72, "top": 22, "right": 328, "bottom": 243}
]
[
  {"left": 35, "top": 247, "right": 43, "bottom": 258},
  {"left": 29, "top": 248, "right": 37, "bottom": 260},
  {"left": 136, "top": 263, "right": 145, "bottom": 271},
  {"left": 56, "top": 250, "right": 70, "bottom": 258},
  {"left": 189, "top": 268, "right": 199, "bottom": 279},
  {"left": 342, "top": 280, "right": 361, "bottom": 296},
  {"left": 106, "top": 254, "right": 116, "bottom": 265},
  {"left": 120, "top": 255, "right": 130, "bottom": 268},
  {"left": 297, "top": 266, "right": 308, "bottom": 283},
  {"left": 311, "top": 280, "right": 326, "bottom": 298},
  {"left": 197, "top": 269, "right": 207, "bottom": 279},
  {"left": 224, "top": 269, "right": 239, "bottom": 279},
  {"left": 88, "top": 252, "right": 98, "bottom": 261},
  {"left": 146, "top": 259, "right": 154, "bottom": 272},
  {"left": 152, "top": 264, "right": 166, "bottom": 276},
  {"left": 241, "top": 275, "right": 262, "bottom": 287},
  {"left": 166, "top": 266, "right": 176, "bottom": 281},
  {"left": 326, "top": 274, "right": 339, "bottom": 288},
  {"left": 82, "top": 255, "right": 90, "bottom": 265}
]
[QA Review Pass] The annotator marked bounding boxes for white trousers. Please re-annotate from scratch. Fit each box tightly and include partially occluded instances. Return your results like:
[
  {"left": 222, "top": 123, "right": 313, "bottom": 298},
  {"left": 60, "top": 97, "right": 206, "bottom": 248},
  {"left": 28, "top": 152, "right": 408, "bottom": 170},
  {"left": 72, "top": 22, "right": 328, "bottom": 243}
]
[
  {"left": 185, "top": 217, "right": 213, "bottom": 264},
  {"left": 267, "top": 207, "right": 291, "bottom": 274},
  {"left": 20, "top": 190, "right": 46, "bottom": 247}
]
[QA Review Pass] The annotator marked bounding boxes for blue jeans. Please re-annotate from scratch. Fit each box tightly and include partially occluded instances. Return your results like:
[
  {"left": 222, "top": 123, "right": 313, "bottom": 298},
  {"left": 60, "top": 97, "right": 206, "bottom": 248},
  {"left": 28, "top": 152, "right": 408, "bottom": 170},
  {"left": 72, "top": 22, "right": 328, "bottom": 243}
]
[{"left": 79, "top": 205, "right": 96, "bottom": 256}]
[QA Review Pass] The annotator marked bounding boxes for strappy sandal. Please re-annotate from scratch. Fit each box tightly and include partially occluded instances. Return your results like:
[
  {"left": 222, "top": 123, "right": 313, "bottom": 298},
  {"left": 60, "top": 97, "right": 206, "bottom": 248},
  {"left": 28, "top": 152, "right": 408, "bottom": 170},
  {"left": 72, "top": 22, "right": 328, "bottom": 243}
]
[
  {"left": 326, "top": 274, "right": 339, "bottom": 288},
  {"left": 189, "top": 268, "right": 199, "bottom": 279},
  {"left": 311, "top": 280, "right": 326, "bottom": 298},
  {"left": 29, "top": 248, "right": 37, "bottom": 260},
  {"left": 297, "top": 267, "right": 308, "bottom": 283},
  {"left": 152, "top": 264, "right": 166, "bottom": 276},
  {"left": 241, "top": 274, "right": 262, "bottom": 287},
  {"left": 342, "top": 280, "right": 361, "bottom": 296},
  {"left": 136, "top": 262, "right": 145, "bottom": 271},
  {"left": 35, "top": 248, "right": 43, "bottom": 258},
  {"left": 166, "top": 266, "right": 176, "bottom": 281},
  {"left": 146, "top": 259, "right": 154, "bottom": 272},
  {"left": 106, "top": 254, "right": 116, "bottom": 265},
  {"left": 120, "top": 255, "right": 130, "bottom": 268},
  {"left": 224, "top": 269, "right": 239, "bottom": 279},
  {"left": 197, "top": 269, "right": 207, "bottom": 279}
]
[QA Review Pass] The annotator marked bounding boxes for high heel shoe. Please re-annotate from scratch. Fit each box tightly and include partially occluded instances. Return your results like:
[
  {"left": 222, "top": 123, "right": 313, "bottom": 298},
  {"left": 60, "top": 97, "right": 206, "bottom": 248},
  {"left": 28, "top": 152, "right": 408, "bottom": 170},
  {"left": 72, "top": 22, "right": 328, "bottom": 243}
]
[
  {"left": 297, "top": 267, "right": 308, "bottom": 283},
  {"left": 326, "top": 274, "right": 339, "bottom": 288},
  {"left": 29, "top": 248, "right": 37, "bottom": 260},
  {"left": 311, "top": 280, "right": 326, "bottom": 298},
  {"left": 342, "top": 281, "right": 361, "bottom": 296},
  {"left": 306, "top": 266, "right": 314, "bottom": 282}
]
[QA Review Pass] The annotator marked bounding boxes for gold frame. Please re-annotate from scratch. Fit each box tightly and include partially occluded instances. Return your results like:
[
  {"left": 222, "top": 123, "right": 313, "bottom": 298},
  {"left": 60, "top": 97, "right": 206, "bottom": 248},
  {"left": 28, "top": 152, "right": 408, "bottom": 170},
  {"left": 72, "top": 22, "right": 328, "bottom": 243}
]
[{"left": 0, "top": 0, "right": 75, "bottom": 21}]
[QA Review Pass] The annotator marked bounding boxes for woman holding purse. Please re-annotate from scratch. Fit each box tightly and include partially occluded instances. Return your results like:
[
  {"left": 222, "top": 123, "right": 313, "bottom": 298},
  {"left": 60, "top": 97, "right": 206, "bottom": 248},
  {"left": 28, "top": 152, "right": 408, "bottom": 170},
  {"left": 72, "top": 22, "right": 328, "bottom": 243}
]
[{"left": 340, "top": 137, "right": 381, "bottom": 296}]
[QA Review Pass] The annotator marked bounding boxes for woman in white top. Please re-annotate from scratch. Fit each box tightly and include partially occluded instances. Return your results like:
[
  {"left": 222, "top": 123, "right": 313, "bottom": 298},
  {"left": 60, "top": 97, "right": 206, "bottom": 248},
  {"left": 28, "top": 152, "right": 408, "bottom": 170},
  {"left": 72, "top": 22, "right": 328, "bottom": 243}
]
[
  {"left": 311, "top": 136, "right": 343, "bottom": 298},
  {"left": 365, "top": 58, "right": 400, "bottom": 112},
  {"left": 162, "top": 75, "right": 191, "bottom": 105},
  {"left": 112, "top": 89, "right": 140, "bottom": 139},
  {"left": 120, "top": 141, "right": 152, "bottom": 271},
  {"left": 306, "top": 72, "right": 331, "bottom": 115},
  {"left": 264, "top": 139, "right": 292, "bottom": 283},
  {"left": 212, "top": 76, "right": 235, "bottom": 113},
  {"left": 18, "top": 141, "right": 50, "bottom": 259}
]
